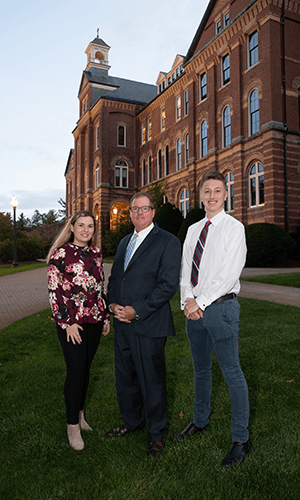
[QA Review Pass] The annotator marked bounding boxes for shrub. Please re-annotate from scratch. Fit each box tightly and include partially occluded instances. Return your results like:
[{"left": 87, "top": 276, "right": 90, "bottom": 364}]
[
  {"left": 245, "top": 222, "right": 297, "bottom": 267},
  {"left": 153, "top": 202, "right": 183, "bottom": 236},
  {"left": 102, "top": 220, "right": 134, "bottom": 256},
  {"left": 289, "top": 226, "right": 300, "bottom": 261},
  {"left": 177, "top": 207, "right": 205, "bottom": 244},
  {"left": 0, "top": 239, "right": 13, "bottom": 262}
]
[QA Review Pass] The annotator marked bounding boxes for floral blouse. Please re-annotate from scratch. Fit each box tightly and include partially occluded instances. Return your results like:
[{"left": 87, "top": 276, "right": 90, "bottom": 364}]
[{"left": 48, "top": 243, "right": 109, "bottom": 329}]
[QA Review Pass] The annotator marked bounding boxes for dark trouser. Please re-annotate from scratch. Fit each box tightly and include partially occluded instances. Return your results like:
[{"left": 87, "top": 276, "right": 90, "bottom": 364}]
[
  {"left": 114, "top": 328, "right": 167, "bottom": 442},
  {"left": 56, "top": 321, "right": 103, "bottom": 424}
]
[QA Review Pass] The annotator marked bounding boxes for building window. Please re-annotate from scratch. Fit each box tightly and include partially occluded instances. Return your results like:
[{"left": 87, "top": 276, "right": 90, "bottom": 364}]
[
  {"left": 118, "top": 125, "right": 125, "bottom": 147},
  {"left": 168, "top": 76, "right": 171, "bottom": 86},
  {"left": 201, "top": 120, "right": 208, "bottom": 157},
  {"left": 176, "top": 68, "right": 179, "bottom": 78},
  {"left": 200, "top": 73, "right": 207, "bottom": 100},
  {"left": 184, "top": 89, "right": 189, "bottom": 115},
  {"left": 176, "top": 96, "right": 181, "bottom": 121},
  {"left": 148, "top": 155, "right": 152, "bottom": 183},
  {"left": 216, "top": 20, "right": 222, "bottom": 34},
  {"left": 96, "top": 126, "right": 100, "bottom": 150},
  {"left": 142, "top": 159, "right": 146, "bottom": 186},
  {"left": 115, "top": 160, "right": 128, "bottom": 188},
  {"left": 225, "top": 172, "right": 234, "bottom": 211},
  {"left": 142, "top": 123, "right": 146, "bottom": 145},
  {"left": 222, "top": 54, "right": 230, "bottom": 85},
  {"left": 250, "top": 89, "right": 260, "bottom": 135},
  {"left": 95, "top": 164, "right": 100, "bottom": 188},
  {"left": 165, "top": 145, "right": 169, "bottom": 176},
  {"left": 224, "top": 12, "right": 230, "bottom": 26},
  {"left": 185, "top": 133, "right": 189, "bottom": 166},
  {"left": 249, "top": 162, "right": 264, "bottom": 206},
  {"left": 161, "top": 107, "right": 166, "bottom": 132},
  {"left": 223, "top": 106, "right": 231, "bottom": 147},
  {"left": 249, "top": 31, "right": 258, "bottom": 67},
  {"left": 157, "top": 149, "right": 162, "bottom": 179},
  {"left": 180, "top": 188, "right": 189, "bottom": 217},
  {"left": 177, "top": 138, "right": 182, "bottom": 170},
  {"left": 148, "top": 118, "right": 152, "bottom": 141}
]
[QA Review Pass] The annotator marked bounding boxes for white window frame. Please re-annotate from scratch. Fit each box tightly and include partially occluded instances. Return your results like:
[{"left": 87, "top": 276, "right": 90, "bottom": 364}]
[
  {"left": 148, "top": 155, "right": 152, "bottom": 183},
  {"left": 200, "top": 72, "right": 207, "bottom": 101},
  {"left": 164, "top": 145, "right": 169, "bottom": 176},
  {"left": 179, "top": 188, "right": 189, "bottom": 218},
  {"left": 249, "top": 89, "right": 260, "bottom": 135},
  {"left": 95, "top": 164, "right": 100, "bottom": 188},
  {"left": 222, "top": 54, "right": 230, "bottom": 86},
  {"left": 225, "top": 172, "right": 234, "bottom": 212},
  {"left": 96, "top": 126, "right": 100, "bottom": 150},
  {"left": 142, "top": 159, "right": 146, "bottom": 187},
  {"left": 114, "top": 160, "right": 128, "bottom": 188},
  {"left": 223, "top": 106, "right": 231, "bottom": 148},
  {"left": 157, "top": 149, "right": 162, "bottom": 179},
  {"left": 148, "top": 118, "right": 152, "bottom": 141},
  {"left": 185, "top": 133, "right": 189, "bottom": 166},
  {"left": 201, "top": 119, "right": 208, "bottom": 157},
  {"left": 184, "top": 89, "right": 189, "bottom": 116},
  {"left": 142, "top": 122, "right": 146, "bottom": 145},
  {"left": 249, "top": 162, "right": 264, "bottom": 207},
  {"left": 177, "top": 138, "right": 182, "bottom": 171},
  {"left": 248, "top": 31, "right": 259, "bottom": 68}
]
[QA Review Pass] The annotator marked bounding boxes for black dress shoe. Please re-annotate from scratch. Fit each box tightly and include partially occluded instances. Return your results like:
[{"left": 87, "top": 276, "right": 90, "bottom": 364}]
[
  {"left": 148, "top": 440, "right": 164, "bottom": 457},
  {"left": 221, "top": 439, "right": 253, "bottom": 467},
  {"left": 106, "top": 424, "right": 132, "bottom": 438},
  {"left": 170, "top": 422, "right": 208, "bottom": 440}
]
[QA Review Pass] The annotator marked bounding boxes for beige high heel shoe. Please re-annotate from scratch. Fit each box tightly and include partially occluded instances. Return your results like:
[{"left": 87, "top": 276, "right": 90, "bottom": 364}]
[
  {"left": 67, "top": 423, "right": 84, "bottom": 450},
  {"left": 79, "top": 410, "right": 93, "bottom": 431}
]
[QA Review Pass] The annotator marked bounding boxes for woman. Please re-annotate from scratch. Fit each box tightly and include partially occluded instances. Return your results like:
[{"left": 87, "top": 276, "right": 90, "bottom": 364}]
[{"left": 47, "top": 210, "right": 110, "bottom": 451}]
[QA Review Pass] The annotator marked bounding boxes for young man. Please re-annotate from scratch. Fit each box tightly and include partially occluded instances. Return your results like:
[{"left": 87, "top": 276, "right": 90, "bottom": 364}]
[
  {"left": 107, "top": 193, "right": 181, "bottom": 457},
  {"left": 172, "top": 171, "right": 252, "bottom": 467}
]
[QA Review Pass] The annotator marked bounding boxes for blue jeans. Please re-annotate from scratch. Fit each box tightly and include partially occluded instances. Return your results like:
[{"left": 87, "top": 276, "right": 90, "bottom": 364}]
[{"left": 186, "top": 297, "right": 249, "bottom": 442}]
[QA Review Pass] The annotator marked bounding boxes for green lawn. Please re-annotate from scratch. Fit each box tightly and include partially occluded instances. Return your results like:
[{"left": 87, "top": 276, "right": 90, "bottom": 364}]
[
  {"left": 242, "top": 272, "right": 300, "bottom": 288},
  {"left": 1, "top": 294, "right": 300, "bottom": 499},
  {"left": 0, "top": 262, "right": 46, "bottom": 276}
]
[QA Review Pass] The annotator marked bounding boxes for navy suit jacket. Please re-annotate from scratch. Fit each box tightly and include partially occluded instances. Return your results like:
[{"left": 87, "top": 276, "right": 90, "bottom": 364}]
[{"left": 107, "top": 223, "right": 182, "bottom": 338}]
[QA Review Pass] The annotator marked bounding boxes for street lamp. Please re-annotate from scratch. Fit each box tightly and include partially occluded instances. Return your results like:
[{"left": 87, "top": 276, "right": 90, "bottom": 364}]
[{"left": 10, "top": 196, "right": 19, "bottom": 268}]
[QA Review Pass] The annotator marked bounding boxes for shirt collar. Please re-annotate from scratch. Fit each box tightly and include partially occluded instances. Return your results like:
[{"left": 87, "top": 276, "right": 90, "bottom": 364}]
[
  {"left": 134, "top": 222, "right": 154, "bottom": 239},
  {"left": 206, "top": 209, "right": 226, "bottom": 227}
]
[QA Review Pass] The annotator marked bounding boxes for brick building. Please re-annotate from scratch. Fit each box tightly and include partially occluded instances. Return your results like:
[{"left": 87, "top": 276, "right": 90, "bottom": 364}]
[{"left": 65, "top": 0, "right": 300, "bottom": 243}]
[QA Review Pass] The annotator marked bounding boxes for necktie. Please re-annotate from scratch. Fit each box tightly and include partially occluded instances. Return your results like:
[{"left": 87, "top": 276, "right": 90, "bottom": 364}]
[
  {"left": 124, "top": 233, "right": 138, "bottom": 270},
  {"left": 191, "top": 221, "right": 211, "bottom": 287}
]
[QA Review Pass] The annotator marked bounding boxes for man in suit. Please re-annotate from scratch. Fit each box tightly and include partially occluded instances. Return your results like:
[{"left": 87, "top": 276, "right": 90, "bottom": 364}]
[{"left": 106, "top": 192, "right": 181, "bottom": 457}]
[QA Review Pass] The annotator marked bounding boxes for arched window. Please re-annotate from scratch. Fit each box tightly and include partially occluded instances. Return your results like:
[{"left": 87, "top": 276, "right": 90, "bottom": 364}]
[
  {"left": 115, "top": 160, "right": 128, "bottom": 188},
  {"left": 185, "top": 133, "right": 189, "bottom": 166},
  {"left": 118, "top": 125, "right": 126, "bottom": 146},
  {"left": 250, "top": 89, "right": 259, "bottom": 135},
  {"left": 225, "top": 172, "right": 234, "bottom": 211},
  {"left": 249, "top": 162, "right": 264, "bottom": 206},
  {"left": 223, "top": 106, "right": 231, "bottom": 147},
  {"left": 148, "top": 155, "right": 152, "bottom": 183},
  {"left": 201, "top": 120, "right": 207, "bottom": 157},
  {"left": 177, "top": 138, "right": 182, "bottom": 170},
  {"left": 165, "top": 145, "right": 169, "bottom": 176},
  {"left": 157, "top": 149, "right": 162, "bottom": 179},
  {"left": 142, "top": 159, "right": 146, "bottom": 186},
  {"left": 95, "top": 164, "right": 100, "bottom": 188},
  {"left": 179, "top": 188, "right": 189, "bottom": 217},
  {"left": 222, "top": 54, "right": 230, "bottom": 85}
]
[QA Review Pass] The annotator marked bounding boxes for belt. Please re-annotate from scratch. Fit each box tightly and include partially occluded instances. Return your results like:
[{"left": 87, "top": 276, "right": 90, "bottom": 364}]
[{"left": 211, "top": 293, "right": 236, "bottom": 305}]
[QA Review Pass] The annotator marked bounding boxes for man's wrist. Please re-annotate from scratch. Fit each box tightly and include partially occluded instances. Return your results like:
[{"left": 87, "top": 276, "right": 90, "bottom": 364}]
[{"left": 133, "top": 308, "right": 140, "bottom": 320}]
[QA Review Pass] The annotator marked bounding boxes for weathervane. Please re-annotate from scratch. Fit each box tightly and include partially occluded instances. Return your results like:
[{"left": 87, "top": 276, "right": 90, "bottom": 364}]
[{"left": 97, "top": 28, "right": 99, "bottom": 38}]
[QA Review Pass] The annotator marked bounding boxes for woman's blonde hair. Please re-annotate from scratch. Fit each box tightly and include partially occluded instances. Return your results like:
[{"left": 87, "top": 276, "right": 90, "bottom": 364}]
[{"left": 46, "top": 210, "right": 97, "bottom": 263}]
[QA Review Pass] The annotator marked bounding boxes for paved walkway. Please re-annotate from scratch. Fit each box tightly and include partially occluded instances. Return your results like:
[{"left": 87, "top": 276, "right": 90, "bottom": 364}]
[{"left": 0, "top": 265, "right": 299, "bottom": 331}]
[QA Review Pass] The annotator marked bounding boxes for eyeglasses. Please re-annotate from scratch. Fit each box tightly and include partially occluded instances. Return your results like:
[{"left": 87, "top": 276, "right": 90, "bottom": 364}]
[{"left": 130, "top": 205, "right": 153, "bottom": 213}]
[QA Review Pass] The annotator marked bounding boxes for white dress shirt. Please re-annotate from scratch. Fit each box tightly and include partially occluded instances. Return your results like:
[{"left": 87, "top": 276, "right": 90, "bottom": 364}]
[
  {"left": 180, "top": 210, "right": 247, "bottom": 311},
  {"left": 127, "top": 223, "right": 154, "bottom": 262}
]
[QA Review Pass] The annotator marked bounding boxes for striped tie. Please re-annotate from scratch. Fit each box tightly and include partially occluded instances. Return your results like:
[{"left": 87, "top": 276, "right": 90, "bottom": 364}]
[
  {"left": 124, "top": 233, "right": 138, "bottom": 271},
  {"left": 191, "top": 221, "right": 211, "bottom": 287}
]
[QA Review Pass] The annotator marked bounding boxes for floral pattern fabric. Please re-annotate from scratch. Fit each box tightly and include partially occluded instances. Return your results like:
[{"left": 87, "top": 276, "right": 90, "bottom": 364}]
[{"left": 48, "top": 244, "right": 108, "bottom": 329}]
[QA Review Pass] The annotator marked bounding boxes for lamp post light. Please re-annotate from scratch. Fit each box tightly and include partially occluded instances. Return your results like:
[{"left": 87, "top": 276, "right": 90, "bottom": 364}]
[{"left": 10, "top": 196, "right": 19, "bottom": 268}]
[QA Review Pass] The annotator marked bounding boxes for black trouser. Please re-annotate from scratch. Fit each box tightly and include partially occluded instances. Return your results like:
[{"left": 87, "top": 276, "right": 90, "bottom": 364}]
[
  {"left": 114, "top": 328, "right": 167, "bottom": 442},
  {"left": 56, "top": 322, "right": 103, "bottom": 424}
]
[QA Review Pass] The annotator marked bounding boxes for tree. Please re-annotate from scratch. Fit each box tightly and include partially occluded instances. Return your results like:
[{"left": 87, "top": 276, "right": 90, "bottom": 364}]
[
  {"left": 177, "top": 207, "right": 205, "bottom": 244},
  {"left": 17, "top": 213, "right": 31, "bottom": 231},
  {"left": 154, "top": 202, "right": 183, "bottom": 236},
  {"left": 0, "top": 212, "right": 13, "bottom": 240},
  {"left": 148, "top": 182, "right": 166, "bottom": 209}
]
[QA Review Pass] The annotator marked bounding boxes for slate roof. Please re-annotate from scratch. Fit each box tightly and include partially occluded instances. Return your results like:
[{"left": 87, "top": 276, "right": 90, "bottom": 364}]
[{"left": 79, "top": 66, "right": 157, "bottom": 107}]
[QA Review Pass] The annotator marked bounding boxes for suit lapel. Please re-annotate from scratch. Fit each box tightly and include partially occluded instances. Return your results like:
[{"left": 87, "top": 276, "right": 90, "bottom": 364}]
[{"left": 124, "top": 224, "right": 159, "bottom": 271}]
